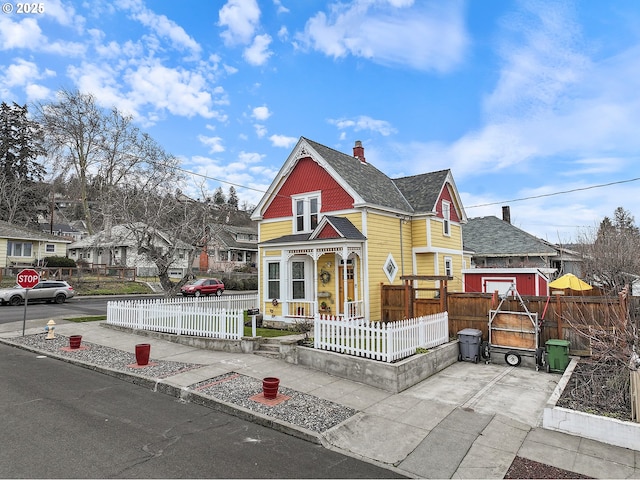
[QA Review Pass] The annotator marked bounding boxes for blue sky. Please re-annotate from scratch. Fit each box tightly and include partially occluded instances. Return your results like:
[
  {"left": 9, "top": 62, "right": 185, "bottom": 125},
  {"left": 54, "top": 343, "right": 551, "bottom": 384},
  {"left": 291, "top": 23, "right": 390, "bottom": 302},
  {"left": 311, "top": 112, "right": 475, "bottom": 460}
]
[{"left": 1, "top": 0, "right": 639, "bottom": 243}]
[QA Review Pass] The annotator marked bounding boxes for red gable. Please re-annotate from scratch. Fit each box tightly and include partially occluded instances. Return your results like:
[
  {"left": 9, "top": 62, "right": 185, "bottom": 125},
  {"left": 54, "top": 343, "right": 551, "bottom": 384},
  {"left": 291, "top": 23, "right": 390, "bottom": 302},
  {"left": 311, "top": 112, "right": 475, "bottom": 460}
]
[
  {"left": 436, "top": 183, "right": 461, "bottom": 223},
  {"left": 316, "top": 223, "right": 340, "bottom": 239},
  {"left": 263, "top": 157, "right": 354, "bottom": 219}
]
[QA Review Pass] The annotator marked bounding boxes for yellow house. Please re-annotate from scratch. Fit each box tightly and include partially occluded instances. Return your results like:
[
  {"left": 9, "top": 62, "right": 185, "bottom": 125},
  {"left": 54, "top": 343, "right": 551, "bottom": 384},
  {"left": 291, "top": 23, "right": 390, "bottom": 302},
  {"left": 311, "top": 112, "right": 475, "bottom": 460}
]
[
  {"left": 250, "top": 137, "right": 469, "bottom": 325},
  {"left": 0, "top": 220, "right": 72, "bottom": 268}
]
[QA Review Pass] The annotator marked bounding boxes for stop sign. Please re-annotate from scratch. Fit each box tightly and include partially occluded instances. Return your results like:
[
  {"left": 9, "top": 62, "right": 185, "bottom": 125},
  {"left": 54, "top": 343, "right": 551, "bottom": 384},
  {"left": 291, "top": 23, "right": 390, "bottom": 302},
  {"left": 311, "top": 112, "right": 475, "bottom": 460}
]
[{"left": 17, "top": 269, "right": 40, "bottom": 289}]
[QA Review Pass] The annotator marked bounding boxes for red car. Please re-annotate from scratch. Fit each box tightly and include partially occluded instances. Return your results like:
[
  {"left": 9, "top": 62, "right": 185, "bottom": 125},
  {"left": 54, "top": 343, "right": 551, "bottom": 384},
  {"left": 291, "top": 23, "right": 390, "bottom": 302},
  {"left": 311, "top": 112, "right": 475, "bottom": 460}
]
[{"left": 180, "top": 278, "right": 225, "bottom": 297}]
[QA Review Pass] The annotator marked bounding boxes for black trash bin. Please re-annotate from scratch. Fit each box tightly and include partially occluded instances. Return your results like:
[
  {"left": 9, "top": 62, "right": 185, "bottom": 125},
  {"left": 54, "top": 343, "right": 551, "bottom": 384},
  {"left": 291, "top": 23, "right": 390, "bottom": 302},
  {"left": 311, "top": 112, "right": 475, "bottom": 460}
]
[{"left": 457, "top": 328, "right": 483, "bottom": 363}]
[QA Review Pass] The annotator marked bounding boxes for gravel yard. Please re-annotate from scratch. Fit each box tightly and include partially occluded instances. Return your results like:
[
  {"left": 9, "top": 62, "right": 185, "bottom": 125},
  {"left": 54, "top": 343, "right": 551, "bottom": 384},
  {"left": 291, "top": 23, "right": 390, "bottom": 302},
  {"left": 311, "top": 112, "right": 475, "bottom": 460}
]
[{"left": 7, "top": 333, "right": 357, "bottom": 434}]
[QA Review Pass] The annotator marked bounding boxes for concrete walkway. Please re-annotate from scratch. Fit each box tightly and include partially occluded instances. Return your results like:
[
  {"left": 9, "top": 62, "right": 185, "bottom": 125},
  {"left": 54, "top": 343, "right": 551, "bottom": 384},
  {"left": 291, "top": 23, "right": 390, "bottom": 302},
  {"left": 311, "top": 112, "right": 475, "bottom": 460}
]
[{"left": 1, "top": 317, "right": 638, "bottom": 479}]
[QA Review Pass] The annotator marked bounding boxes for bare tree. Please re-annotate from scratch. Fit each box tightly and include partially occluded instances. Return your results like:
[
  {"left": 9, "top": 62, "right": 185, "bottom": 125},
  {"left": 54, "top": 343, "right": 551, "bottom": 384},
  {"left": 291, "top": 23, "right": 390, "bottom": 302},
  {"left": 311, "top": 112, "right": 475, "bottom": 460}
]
[
  {"left": 36, "top": 90, "right": 104, "bottom": 233},
  {"left": 114, "top": 182, "right": 213, "bottom": 295},
  {"left": 37, "top": 89, "right": 181, "bottom": 235},
  {"left": 577, "top": 207, "right": 640, "bottom": 296}
]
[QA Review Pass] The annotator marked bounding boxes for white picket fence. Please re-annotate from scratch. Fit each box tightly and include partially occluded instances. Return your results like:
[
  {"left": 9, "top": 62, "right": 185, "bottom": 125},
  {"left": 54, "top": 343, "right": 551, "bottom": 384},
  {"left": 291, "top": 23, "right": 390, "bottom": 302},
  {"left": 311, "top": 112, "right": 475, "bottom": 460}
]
[
  {"left": 314, "top": 312, "right": 449, "bottom": 362},
  {"left": 106, "top": 294, "right": 259, "bottom": 339}
]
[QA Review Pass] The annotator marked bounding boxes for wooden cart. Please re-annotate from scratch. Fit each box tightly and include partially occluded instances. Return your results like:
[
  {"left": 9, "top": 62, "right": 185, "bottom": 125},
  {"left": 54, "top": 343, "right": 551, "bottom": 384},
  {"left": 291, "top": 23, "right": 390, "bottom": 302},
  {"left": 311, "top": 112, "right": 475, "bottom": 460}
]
[{"left": 485, "top": 284, "right": 544, "bottom": 369}]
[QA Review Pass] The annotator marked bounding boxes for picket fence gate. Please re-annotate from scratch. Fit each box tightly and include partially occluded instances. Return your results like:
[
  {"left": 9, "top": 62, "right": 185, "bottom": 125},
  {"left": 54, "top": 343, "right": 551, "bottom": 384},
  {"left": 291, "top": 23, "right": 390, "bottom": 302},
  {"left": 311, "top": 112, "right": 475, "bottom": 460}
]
[{"left": 314, "top": 312, "right": 449, "bottom": 362}]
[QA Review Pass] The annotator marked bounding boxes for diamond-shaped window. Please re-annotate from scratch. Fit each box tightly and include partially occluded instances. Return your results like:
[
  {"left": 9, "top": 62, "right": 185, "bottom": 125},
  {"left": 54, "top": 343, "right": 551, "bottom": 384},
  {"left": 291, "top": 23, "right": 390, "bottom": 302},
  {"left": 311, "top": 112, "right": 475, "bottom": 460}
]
[{"left": 383, "top": 253, "right": 398, "bottom": 282}]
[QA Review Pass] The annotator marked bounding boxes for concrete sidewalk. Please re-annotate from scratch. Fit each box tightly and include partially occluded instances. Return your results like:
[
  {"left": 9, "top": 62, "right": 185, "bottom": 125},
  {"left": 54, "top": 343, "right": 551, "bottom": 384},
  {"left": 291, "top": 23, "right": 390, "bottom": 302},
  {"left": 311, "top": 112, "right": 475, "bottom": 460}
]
[{"left": 1, "top": 318, "right": 638, "bottom": 479}]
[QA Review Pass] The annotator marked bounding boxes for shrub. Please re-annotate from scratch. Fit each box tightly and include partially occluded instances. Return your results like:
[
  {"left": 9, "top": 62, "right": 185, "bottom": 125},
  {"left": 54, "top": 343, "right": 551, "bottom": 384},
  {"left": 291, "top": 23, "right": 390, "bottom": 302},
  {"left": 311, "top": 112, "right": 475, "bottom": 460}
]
[{"left": 42, "top": 256, "right": 76, "bottom": 267}]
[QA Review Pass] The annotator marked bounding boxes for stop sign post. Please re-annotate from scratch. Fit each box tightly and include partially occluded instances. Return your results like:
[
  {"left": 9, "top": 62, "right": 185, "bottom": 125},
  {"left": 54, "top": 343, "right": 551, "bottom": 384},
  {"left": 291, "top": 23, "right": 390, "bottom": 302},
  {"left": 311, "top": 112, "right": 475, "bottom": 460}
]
[
  {"left": 17, "top": 268, "right": 40, "bottom": 289},
  {"left": 17, "top": 268, "right": 40, "bottom": 336}
]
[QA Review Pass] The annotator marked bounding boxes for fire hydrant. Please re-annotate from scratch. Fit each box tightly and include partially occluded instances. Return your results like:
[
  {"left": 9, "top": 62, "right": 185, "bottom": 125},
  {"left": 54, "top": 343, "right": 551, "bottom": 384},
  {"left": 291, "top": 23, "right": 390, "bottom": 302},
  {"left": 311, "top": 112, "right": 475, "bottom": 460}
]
[{"left": 45, "top": 319, "right": 56, "bottom": 340}]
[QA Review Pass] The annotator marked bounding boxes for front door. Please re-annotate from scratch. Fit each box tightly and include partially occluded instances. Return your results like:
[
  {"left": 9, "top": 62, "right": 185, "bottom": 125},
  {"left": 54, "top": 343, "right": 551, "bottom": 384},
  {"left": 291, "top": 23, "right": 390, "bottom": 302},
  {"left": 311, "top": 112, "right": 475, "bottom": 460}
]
[{"left": 338, "top": 265, "right": 355, "bottom": 314}]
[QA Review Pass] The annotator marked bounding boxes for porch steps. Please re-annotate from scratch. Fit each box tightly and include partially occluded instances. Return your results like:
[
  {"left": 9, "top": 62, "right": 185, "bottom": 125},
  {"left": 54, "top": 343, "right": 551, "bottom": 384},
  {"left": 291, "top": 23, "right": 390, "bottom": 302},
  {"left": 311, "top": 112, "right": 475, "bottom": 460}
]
[
  {"left": 254, "top": 338, "right": 285, "bottom": 359},
  {"left": 253, "top": 334, "right": 306, "bottom": 359}
]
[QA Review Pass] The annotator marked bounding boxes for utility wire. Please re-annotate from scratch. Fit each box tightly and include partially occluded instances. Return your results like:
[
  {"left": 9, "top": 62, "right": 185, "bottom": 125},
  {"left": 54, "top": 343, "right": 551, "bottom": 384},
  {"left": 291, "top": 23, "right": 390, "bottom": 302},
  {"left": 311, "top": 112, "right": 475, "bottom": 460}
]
[
  {"left": 466, "top": 177, "right": 640, "bottom": 208},
  {"left": 151, "top": 156, "right": 640, "bottom": 209}
]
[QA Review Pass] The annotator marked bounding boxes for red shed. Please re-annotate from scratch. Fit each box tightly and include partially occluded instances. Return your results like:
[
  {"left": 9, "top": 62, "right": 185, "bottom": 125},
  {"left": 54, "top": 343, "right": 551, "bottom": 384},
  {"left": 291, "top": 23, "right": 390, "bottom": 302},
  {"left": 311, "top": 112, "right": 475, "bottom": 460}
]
[{"left": 462, "top": 268, "right": 552, "bottom": 296}]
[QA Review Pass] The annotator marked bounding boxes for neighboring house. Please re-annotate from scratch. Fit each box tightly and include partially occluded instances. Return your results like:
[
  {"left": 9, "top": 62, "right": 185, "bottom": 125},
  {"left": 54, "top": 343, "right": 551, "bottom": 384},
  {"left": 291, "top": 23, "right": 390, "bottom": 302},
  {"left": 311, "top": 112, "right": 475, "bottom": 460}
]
[
  {"left": 38, "top": 222, "right": 84, "bottom": 242},
  {"left": 0, "top": 220, "right": 72, "bottom": 268},
  {"left": 68, "top": 223, "right": 192, "bottom": 277},
  {"left": 462, "top": 207, "right": 584, "bottom": 283},
  {"left": 462, "top": 267, "right": 551, "bottom": 296},
  {"left": 462, "top": 210, "right": 559, "bottom": 269},
  {"left": 197, "top": 224, "right": 258, "bottom": 273},
  {"left": 250, "top": 137, "right": 469, "bottom": 325}
]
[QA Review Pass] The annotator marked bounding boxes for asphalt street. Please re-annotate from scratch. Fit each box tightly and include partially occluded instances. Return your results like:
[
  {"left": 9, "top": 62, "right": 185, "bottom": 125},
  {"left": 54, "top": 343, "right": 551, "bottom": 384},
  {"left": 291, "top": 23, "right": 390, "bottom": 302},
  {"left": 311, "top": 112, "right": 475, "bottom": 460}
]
[{"left": 0, "top": 343, "right": 404, "bottom": 479}]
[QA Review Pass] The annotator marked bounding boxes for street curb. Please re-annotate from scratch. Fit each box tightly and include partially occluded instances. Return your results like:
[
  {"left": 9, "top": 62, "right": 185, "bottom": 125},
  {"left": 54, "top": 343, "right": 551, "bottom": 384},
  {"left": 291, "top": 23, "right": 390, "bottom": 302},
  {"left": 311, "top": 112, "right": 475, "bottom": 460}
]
[{"left": 0, "top": 335, "right": 323, "bottom": 445}]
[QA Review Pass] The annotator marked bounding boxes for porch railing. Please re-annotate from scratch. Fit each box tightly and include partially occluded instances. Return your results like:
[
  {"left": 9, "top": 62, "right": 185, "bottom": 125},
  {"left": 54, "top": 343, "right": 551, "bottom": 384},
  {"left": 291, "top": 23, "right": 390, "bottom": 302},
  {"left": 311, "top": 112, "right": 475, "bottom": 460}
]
[
  {"left": 285, "top": 300, "right": 316, "bottom": 318},
  {"left": 314, "top": 311, "right": 449, "bottom": 362}
]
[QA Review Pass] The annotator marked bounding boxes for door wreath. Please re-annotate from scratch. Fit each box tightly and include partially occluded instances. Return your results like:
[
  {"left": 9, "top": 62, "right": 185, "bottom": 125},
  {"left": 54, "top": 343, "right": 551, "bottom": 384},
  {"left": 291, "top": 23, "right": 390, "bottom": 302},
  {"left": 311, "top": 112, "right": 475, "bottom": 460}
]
[{"left": 319, "top": 270, "right": 331, "bottom": 285}]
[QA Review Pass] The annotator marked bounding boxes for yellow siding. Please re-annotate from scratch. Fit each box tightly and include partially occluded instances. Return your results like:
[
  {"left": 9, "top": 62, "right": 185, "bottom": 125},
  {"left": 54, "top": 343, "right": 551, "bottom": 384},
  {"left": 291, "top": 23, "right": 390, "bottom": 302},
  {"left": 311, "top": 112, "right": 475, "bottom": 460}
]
[
  {"left": 0, "top": 240, "right": 7, "bottom": 268},
  {"left": 410, "top": 218, "right": 427, "bottom": 246},
  {"left": 429, "top": 219, "right": 463, "bottom": 249},
  {"left": 260, "top": 220, "right": 293, "bottom": 242},
  {"left": 365, "top": 212, "right": 408, "bottom": 321}
]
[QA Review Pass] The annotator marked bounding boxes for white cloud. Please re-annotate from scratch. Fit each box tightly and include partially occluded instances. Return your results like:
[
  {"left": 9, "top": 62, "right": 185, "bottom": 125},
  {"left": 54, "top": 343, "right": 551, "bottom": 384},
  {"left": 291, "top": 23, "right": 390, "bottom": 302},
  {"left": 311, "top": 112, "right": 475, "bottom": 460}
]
[
  {"left": 277, "top": 26, "right": 288, "bottom": 41},
  {"left": 1, "top": 59, "right": 55, "bottom": 100},
  {"left": 25, "top": 84, "right": 51, "bottom": 101},
  {"left": 273, "top": 0, "right": 289, "bottom": 14},
  {"left": 43, "top": 0, "right": 85, "bottom": 31},
  {"left": 254, "top": 124, "right": 267, "bottom": 138},
  {"left": 329, "top": 115, "right": 397, "bottom": 136},
  {"left": 269, "top": 134, "right": 297, "bottom": 148},
  {"left": 219, "top": 0, "right": 261, "bottom": 46},
  {"left": 126, "top": 62, "right": 218, "bottom": 119},
  {"left": 238, "top": 151, "right": 264, "bottom": 164},
  {"left": 252, "top": 105, "right": 271, "bottom": 120},
  {"left": 198, "top": 135, "right": 225, "bottom": 153},
  {"left": 0, "top": 17, "right": 85, "bottom": 55},
  {"left": 243, "top": 34, "right": 273, "bottom": 65},
  {"left": 298, "top": 0, "right": 467, "bottom": 72},
  {"left": 4, "top": 59, "right": 40, "bottom": 86},
  {"left": 128, "top": 4, "right": 201, "bottom": 55}
]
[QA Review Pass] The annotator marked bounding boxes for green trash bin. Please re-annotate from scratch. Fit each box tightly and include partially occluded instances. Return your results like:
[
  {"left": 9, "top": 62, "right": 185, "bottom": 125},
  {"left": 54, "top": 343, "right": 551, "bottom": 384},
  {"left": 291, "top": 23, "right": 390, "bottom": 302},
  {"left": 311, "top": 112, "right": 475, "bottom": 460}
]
[{"left": 545, "top": 339, "right": 570, "bottom": 373}]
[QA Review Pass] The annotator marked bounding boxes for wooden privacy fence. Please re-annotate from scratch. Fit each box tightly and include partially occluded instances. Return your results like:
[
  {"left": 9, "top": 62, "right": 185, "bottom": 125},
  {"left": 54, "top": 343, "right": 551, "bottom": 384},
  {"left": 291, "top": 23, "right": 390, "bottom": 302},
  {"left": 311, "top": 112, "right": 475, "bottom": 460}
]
[
  {"left": 106, "top": 294, "right": 259, "bottom": 339},
  {"left": 447, "top": 292, "right": 625, "bottom": 354},
  {"left": 382, "top": 282, "right": 627, "bottom": 355},
  {"left": 314, "top": 312, "right": 449, "bottom": 363}
]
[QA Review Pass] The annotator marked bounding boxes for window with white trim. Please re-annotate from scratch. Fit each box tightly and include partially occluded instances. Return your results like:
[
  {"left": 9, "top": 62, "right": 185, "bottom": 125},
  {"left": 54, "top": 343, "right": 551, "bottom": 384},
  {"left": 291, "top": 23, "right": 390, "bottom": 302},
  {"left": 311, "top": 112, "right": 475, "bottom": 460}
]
[
  {"left": 442, "top": 201, "right": 451, "bottom": 236},
  {"left": 291, "top": 261, "right": 306, "bottom": 299},
  {"left": 293, "top": 194, "right": 320, "bottom": 233},
  {"left": 8, "top": 241, "right": 32, "bottom": 257},
  {"left": 267, "top": 262, "right": 280, "bottom": 299},
  {"left": 444, "top": 256, "right": 453, "bottom": 278},
  {"left": 45, "top": 244, "right": 55, "bottom": 253}
]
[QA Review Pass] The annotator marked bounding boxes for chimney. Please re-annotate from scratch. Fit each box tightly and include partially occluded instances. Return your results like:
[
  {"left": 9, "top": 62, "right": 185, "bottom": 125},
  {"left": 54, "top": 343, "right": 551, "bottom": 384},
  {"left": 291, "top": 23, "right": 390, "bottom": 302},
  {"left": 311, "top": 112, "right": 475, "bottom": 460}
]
[
  {"left": 502, "top": 205, "right": 511, "bottom": 224},
  {"left": 353, "top": 140, "right": 366, "bottom": 163}
]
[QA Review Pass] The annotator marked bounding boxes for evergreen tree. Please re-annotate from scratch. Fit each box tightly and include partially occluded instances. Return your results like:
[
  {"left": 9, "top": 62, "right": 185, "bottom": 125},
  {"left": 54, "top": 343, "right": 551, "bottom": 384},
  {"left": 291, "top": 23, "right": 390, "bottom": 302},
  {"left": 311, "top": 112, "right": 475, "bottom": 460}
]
[{"left": 0, "top": 102, "right": 46, "bottom": 225}]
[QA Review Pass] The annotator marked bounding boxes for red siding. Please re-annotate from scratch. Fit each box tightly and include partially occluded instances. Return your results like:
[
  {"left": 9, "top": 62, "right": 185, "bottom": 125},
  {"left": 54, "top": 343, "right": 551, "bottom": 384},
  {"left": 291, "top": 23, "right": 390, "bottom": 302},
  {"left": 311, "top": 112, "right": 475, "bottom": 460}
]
[
  {"left": 435, "top": 184, "right": 461, "bottom": 222},
  {"left": 317, "top": 224, "right": 340, "bottom": 239},
  {"left": 263, "top": 157, "right": 354, "bottom": 219},
  {"left": 464, "top": 271, "right": 549, "bottom": 296}
]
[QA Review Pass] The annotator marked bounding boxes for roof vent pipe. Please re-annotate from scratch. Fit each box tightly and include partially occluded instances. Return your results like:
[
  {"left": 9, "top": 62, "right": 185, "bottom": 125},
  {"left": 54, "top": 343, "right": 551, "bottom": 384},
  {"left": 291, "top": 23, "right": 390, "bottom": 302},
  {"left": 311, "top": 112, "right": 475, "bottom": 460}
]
[{"left": 353, "top": 140, "right": 366, "bottom": 163}]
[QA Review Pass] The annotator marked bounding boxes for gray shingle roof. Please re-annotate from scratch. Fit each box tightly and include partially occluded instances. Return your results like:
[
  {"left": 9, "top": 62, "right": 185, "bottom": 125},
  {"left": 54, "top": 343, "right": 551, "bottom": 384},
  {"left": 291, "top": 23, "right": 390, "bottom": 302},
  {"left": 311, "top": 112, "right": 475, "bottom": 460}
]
[
  {"left": 261, "top": 215, "right": 366, "bottom": 245},
  {"left": 463, "top": 216, "right": 558, "bottom": 256},
  {"left": 323, "top": 216, "right": 367, "bottom": 240},
  {"left": 0, "top": 220, "right": 72, "bottom": 243},
  {"left": 303, "top": 138, "right": 414, "bottom": 213},
  {"left": 392, "top": 170, "right": 450, "bottom": 214}
]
